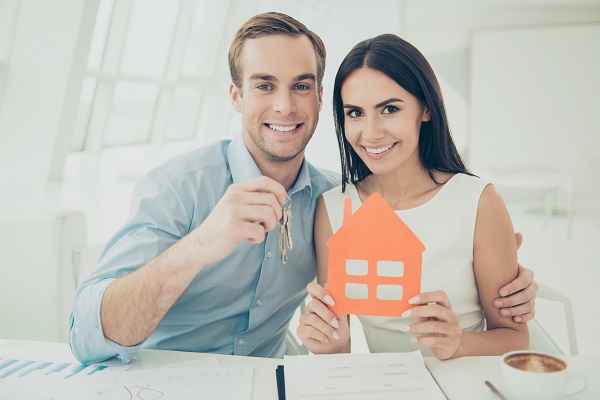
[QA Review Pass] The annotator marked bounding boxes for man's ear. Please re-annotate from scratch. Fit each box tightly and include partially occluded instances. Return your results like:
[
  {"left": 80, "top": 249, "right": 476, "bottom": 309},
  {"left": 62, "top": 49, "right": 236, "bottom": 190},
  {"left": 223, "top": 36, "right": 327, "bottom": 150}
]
[
  {"left": 422, "top": 106, "right": 431, "bottom": 122},
  {"left": 317, "top": 84, "right": 323, "bottom": 112},
  {"left": 230, "top": 83, "right": 243, "bottom": 113}
]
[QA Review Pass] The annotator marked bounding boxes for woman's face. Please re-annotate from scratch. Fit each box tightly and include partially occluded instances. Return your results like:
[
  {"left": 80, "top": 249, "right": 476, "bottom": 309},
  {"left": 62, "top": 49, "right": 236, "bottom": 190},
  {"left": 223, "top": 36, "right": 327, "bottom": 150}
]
[{"left": 341, "top": 67, "right": 430, "bottom": 176}]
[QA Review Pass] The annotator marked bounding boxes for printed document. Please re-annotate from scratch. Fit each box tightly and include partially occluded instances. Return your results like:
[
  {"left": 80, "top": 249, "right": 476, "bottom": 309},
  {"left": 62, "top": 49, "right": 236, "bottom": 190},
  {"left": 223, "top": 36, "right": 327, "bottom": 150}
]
[{"left": 284, "top": 351, "right": 446, "bottom": 400}]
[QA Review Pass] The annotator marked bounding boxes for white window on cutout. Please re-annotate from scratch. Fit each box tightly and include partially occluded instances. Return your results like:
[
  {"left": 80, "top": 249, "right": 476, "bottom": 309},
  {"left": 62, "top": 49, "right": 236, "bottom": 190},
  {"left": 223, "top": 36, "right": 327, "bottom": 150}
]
[
  {"left": 377, "top": 285, "right": 403, "bottom": 300},
  {"left": 346, "top": 259, "right": 368, "bottom": 276},
  {"left": 377, "top": 261, "right": 404, "bottom": 277},
  {"left": 345, "top": 283, "right": 368, "bottom": 299}
]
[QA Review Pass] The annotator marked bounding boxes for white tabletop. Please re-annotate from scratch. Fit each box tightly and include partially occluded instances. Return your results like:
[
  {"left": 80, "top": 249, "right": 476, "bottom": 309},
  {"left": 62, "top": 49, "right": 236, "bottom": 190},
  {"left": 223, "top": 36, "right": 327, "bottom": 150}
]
[
  {"left": 1, "top": 339, "right": 599, "bottom": 399},
  {"left": 425, "top": 355, "right": 600, "bottom": 399}
]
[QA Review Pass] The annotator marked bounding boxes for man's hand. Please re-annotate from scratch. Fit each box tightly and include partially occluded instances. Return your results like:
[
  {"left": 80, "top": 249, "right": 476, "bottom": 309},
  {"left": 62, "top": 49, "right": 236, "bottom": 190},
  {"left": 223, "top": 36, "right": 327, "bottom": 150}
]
[
  {"left": 493, "top": 232, "right": 538, "bottom": 323},
  {"left": 187, "top": 176, "right": 287, "bottom": 266}
]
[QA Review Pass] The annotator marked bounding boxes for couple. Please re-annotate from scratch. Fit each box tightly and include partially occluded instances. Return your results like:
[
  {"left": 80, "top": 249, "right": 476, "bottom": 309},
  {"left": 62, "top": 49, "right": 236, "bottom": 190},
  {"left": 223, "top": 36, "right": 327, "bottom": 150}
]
[{"left": 70, "top": 12, "right": 534, "bottom": 364}]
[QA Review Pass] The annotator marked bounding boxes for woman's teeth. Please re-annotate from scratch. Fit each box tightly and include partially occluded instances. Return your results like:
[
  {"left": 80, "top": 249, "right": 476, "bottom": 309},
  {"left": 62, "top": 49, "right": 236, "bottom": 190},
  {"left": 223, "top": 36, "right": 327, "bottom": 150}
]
[{"left": 365, "top": 143, "right": 394, "bottom": 154}]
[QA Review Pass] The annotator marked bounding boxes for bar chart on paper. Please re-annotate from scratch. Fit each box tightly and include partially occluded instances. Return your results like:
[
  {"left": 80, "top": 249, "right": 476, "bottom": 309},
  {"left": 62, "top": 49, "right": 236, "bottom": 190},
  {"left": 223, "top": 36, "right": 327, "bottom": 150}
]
[
  {"left": 0, "top": 350, "right": 130, "bottom": 400},
  {"left": 0, "top": 357, "right": 113, "bottom": 380}
]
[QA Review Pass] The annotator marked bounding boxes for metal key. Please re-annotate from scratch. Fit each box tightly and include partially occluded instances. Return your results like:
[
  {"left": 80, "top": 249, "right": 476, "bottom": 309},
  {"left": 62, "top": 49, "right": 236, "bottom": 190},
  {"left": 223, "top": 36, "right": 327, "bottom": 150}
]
[{"left": 279, "top": 195, "right": 293, "bottom": 264}]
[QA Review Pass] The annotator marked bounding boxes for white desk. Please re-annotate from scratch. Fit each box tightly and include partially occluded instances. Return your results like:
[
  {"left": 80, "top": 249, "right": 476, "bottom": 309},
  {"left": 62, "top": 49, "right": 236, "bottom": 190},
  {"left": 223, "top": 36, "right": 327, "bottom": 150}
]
[{"left": 1, "top": 339, "right": 599, "bottom": 399}]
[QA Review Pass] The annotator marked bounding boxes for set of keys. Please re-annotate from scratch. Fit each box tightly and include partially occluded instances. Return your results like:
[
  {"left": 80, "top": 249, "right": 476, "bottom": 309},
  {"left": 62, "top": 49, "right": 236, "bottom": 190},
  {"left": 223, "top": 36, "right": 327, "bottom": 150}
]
[{"left": 279, "top": 195, "right": 293, "bottom": 264}]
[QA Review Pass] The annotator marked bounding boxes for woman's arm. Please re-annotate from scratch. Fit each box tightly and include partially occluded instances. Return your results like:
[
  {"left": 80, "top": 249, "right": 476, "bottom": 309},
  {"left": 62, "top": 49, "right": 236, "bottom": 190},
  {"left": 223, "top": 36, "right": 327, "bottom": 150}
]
[
  {"left": 455, "top": 183, "right": 529, "bottom": 356},
  {"left": 297, "top": 197, "right": 351, "bottom": 353}
]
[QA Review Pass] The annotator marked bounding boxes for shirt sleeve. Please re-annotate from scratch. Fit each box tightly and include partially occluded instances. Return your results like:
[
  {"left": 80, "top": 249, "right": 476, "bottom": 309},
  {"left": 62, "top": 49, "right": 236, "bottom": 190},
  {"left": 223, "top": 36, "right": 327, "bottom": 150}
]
[{"left": 68, "top": 168, "right": 191, "bottom": 364}]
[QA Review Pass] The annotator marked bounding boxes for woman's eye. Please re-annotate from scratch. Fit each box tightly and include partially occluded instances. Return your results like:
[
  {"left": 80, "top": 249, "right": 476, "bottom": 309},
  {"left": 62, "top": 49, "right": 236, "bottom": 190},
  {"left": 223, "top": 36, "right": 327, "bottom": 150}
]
[
  {"left": 382, "top": 105, "right": 398, "bottom": 114},
  {"left": 346, "top": 110, "right": 363, "bottom": 118}
]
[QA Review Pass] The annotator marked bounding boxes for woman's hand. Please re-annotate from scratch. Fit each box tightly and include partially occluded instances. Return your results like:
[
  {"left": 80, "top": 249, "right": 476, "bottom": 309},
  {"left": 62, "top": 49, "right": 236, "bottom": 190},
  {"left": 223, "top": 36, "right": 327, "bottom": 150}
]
[
  {"left": 401, "top": 290, "right": 462, "bottom": 360},
  {"left": 297, "top": 282, "right": 350, "bottom": 354}
]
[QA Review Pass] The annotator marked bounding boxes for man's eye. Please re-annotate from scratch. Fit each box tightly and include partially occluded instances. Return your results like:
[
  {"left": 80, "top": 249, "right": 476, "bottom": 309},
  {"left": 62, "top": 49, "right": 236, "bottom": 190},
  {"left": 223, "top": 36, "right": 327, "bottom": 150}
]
[
  {"left": 257, "top": 84, "right": 272, "bottom": 90},
  {"left": 294, "top": 84, "right": 309, "bottom": 90},
  {"left": 382, "top": 105, "right": 398, "bottom": 114},
  {"left": 346, "top": 110, "right": 362, "bottom": 118}
]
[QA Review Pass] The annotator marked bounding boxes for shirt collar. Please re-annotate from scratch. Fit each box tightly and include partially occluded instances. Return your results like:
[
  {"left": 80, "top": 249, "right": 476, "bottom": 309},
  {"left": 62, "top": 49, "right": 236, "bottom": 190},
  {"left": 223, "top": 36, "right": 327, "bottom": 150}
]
[
  {"left": 227, "top": 133, "right": 312, "bottom": 196},
  {"left": 228, "top": 134, "right": 263, "bottom": 183}
]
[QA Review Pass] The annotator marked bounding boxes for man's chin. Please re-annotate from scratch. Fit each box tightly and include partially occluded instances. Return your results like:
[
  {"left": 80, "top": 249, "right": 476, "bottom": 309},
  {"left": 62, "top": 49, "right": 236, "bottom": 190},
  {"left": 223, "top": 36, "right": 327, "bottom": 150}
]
[{"left": 264, "top": 151, "right": 302, "bottom": 163}]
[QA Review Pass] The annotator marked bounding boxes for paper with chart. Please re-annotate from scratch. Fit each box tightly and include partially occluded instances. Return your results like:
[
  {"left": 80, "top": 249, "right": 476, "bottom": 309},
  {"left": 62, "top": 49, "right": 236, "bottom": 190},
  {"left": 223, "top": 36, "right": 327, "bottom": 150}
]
[
  {"left": 284, "top": 351, "right": 446, "bottom": 400},
  {"left": 0, "top": 349, "right": 131, "bottom": 400},
  {"left": 102, "top": 366, "right": 253, "bottom": 400}
]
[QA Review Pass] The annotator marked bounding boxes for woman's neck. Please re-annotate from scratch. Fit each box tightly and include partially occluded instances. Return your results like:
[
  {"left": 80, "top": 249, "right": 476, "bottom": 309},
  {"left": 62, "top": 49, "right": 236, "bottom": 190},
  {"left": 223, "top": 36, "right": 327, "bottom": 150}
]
[{"left": 358, "top": 165, "right": 448, "bottom": 211}]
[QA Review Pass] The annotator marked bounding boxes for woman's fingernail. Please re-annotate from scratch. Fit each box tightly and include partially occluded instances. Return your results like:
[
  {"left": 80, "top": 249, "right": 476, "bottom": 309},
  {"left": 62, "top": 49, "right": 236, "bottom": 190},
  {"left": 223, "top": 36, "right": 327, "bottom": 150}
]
[
  {"left": 400, "top": 325, "right": 410, "bottom": 332},
  {"left": 324, "top": 295, "right": 335, "bottom": 306},
  {"left": 331, "top": 318, "right": 340, "bottom": 328},
  {"left": 411, "top": 337, "right": 418, "bottom": 343},
  {"left": 515, "top": 316, "right": 522, "bottom": 323},
  {"left": 408, "top": 296, "right": 420, "bottom": 304},
  {"left": 494, "top": 300, "right": 504, "bottom": 308},
  {"left": 401, "top": 309, "right": 412, "bottom": 318},
  {"left": 332, "top": 331, "right": 340, "bottom": 340},
  {"left": 500, "top": 309, "right": 510, "bottom": 317},
  {"left": 501, "top": 289, "right": 509, "bottom": 297}
]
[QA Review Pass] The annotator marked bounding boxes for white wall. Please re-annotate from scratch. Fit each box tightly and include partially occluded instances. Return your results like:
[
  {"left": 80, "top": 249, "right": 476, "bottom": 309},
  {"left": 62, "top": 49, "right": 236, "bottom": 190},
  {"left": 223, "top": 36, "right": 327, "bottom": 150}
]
[
  {"left": 469, "top": 24, "right": 600, "bottom": 208},
  {"left": 0, "top": 0, "right": 97, "bottom": 181}
]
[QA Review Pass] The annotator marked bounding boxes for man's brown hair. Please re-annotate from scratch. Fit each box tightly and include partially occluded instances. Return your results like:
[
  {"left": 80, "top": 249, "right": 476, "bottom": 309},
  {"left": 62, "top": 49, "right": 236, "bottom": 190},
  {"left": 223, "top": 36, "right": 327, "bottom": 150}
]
[{"left": 228, "top": 12, "right": 326, "bottom": 90}]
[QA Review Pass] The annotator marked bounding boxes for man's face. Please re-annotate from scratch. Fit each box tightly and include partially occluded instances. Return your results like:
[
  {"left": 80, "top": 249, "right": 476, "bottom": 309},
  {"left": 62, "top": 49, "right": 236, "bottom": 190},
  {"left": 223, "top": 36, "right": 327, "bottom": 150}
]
[{"left": 230, "top": 34, "right": 323, "bottom": 164}]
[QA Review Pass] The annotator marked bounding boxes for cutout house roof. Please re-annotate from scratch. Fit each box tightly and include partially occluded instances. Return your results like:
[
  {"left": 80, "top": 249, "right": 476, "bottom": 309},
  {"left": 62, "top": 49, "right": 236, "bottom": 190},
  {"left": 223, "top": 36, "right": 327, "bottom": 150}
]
[{"left": 327, "top": 193, "right": 425, "bottom": 316}]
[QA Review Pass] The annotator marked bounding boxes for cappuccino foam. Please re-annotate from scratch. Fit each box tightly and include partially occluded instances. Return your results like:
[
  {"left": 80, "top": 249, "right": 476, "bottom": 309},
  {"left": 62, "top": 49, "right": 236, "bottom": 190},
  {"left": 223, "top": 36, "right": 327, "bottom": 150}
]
[{"left": 504, "top": 353, "right": 566, "bottom": 373}]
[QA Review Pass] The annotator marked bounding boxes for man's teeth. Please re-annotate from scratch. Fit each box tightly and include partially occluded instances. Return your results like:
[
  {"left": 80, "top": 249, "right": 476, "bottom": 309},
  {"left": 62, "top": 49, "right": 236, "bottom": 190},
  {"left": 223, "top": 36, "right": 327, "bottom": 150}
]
[
  {"left": 365, "top": 144, "right": 394, "bottom": 154},
  {"left": 268, "top": 124, "right": 298, "bottom": 132}
]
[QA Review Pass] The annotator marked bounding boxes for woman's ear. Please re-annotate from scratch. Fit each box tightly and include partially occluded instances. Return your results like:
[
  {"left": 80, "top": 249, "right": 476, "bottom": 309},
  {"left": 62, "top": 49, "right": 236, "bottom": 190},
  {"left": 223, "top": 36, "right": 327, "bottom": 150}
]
[{"left": 422, "top": 107, "right": 431, "bottom": 122}]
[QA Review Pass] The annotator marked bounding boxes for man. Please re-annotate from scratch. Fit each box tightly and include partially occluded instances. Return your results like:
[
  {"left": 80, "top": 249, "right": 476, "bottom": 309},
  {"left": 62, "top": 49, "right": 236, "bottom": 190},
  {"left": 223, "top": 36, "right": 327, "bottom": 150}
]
[{"left": 69, "top": 12, "right": 537, "bottom": 364}]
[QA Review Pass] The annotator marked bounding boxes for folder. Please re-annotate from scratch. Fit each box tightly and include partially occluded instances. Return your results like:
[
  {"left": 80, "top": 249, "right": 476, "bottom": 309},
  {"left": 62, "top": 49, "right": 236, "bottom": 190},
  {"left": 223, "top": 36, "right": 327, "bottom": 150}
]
[{"left": 276, "top": 365, "right": 285, "bottom": 400}]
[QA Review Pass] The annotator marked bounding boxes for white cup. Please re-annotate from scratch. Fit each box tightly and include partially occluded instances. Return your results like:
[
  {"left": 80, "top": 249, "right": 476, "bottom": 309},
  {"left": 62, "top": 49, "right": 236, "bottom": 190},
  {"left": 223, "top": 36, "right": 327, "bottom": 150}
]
[{"left": 500, "top": 350, "right": 587, "bottom": 400}]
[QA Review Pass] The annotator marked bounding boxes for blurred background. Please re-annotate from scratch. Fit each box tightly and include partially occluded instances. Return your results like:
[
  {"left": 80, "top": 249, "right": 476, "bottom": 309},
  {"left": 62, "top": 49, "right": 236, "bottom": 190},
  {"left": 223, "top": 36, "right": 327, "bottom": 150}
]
[{"left": 0, "top": 0, "right": 599, "bottom": 356}]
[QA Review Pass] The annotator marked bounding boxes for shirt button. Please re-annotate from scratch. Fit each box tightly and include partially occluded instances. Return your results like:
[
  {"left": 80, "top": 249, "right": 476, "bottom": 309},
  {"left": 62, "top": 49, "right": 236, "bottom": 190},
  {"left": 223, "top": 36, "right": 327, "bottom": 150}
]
[
  {"left": 238, "top": 338, "right": 244, "bottom": 346},
  {"left": 266, "top": 251, "right": 272, "bottom": 258},
  {"left": 256, "top": 299, "right": 262, "bottom": 306}
]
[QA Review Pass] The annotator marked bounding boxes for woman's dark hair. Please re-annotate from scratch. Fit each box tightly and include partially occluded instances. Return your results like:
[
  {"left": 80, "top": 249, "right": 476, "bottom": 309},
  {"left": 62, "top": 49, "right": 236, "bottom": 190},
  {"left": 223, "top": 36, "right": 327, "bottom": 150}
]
[{"left": 333, "top": 33, "right": 472, "bottom": 191}]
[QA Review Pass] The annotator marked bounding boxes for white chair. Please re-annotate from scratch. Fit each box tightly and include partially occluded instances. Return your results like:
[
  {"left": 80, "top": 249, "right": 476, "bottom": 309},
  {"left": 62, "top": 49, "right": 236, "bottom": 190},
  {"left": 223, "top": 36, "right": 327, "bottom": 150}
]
[
  {"left": 0, "top": 209, "right": 86, "bottom": 342},
  {"left": 528, "top": 282, "right": 578, "bottom": 355},
  {"left": 481, "top": 167, "right": 574, "bottom": 238}
]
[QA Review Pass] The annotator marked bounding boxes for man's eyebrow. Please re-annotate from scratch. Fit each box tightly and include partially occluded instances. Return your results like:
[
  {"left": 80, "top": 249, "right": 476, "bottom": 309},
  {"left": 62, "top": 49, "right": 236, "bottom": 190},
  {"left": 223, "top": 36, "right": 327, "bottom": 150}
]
[
  {"left": 374, "top": 98, "right": 404, "bottom": 109},
  {"left": 295, "top": 73, "right": 316, "bottom": 82},
  {"left": 249, "top": 73, "right": 277, "bottom": 82}
]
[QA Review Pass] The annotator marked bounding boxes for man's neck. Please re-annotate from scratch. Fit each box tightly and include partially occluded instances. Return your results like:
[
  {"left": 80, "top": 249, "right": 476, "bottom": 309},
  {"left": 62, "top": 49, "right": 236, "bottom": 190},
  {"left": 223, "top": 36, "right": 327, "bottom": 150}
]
[{"left": 254, "top": 155, "right": 304, "bottom": 192}]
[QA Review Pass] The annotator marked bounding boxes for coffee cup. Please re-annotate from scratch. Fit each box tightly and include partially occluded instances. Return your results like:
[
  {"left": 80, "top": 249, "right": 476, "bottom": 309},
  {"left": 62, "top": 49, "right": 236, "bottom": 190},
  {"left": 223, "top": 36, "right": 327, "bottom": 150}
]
[{"left": 500, "top": 350, "right": 586, "bottom": 400}]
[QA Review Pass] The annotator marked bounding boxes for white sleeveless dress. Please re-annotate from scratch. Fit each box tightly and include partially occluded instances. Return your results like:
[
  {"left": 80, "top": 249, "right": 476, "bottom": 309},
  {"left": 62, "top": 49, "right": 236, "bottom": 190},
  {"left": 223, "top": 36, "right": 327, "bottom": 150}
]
[{"left": 322, "top": 173, "right": 489, "bottom": 355}]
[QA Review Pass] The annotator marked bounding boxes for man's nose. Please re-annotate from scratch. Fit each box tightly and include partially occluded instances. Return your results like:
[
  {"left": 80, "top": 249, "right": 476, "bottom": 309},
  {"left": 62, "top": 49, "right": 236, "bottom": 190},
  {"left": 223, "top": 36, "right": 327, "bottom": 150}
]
[{"left": 273, "top": 90, "right": 296, "bottom": 115}]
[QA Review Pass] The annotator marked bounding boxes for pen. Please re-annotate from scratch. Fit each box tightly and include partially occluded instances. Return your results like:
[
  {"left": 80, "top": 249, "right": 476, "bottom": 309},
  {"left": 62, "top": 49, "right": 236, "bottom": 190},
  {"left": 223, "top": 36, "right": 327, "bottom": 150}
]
[{"left": 485, "top": 380, "right": 508, "bottom": 400}]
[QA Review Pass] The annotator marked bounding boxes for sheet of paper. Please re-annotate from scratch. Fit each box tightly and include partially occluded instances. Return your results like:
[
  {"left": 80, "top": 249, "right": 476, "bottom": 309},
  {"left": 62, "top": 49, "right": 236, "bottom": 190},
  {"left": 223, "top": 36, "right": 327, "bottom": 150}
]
[
  {"left": 102, "top": 366, "right": 253, "bottom": 400},
  {"left": 284, "top": 351, "right": 446, "bottom": 400},
  {"left": 0, "top": 350, "right": 131, "bottom": 400},
  {"left": 160, "top": 357, "right": 221, "bottom": 368}
]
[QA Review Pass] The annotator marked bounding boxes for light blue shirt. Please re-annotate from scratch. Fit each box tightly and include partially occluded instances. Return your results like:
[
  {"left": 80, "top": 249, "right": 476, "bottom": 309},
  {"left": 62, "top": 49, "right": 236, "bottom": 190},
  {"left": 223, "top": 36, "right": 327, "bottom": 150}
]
[{"left": 69, "top": 135, "right": 339, "bottom": 364}]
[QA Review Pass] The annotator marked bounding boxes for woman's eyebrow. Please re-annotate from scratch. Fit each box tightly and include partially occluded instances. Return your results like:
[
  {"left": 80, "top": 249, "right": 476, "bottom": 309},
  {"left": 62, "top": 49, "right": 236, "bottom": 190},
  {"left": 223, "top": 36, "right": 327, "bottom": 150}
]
[{"left": 374, "top": 97, "right": 404, "bottom": 109}]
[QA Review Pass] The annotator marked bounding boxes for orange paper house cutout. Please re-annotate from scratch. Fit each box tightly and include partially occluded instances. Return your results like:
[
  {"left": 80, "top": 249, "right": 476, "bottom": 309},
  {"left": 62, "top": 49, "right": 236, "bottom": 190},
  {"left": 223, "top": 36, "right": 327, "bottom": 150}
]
[{"left": 326, "top": 193, "right": 425, "bottom": 317}]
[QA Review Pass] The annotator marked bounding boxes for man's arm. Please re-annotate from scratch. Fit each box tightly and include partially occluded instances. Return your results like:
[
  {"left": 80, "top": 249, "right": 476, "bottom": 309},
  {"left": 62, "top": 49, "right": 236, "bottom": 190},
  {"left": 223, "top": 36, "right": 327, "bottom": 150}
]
[
  {"left": 101, "top": 176, "right": 287, "bottom": 346},
  {"left": 70, "top": 173, "right": 286, "bottom": 362},
  {"left": 493, "top": 232, "right": 538, "bottom": 323}
]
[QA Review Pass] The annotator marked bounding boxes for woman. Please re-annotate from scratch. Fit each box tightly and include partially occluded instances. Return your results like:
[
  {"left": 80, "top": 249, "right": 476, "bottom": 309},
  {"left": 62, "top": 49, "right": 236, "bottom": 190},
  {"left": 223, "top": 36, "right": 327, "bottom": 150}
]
[{"left": 297, "top": 34, "right": 529, "bottom": 360}]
